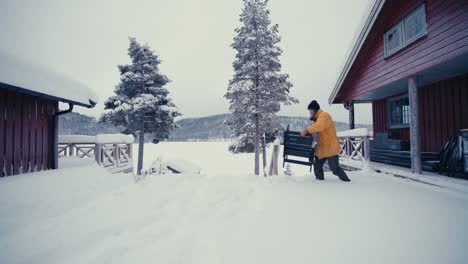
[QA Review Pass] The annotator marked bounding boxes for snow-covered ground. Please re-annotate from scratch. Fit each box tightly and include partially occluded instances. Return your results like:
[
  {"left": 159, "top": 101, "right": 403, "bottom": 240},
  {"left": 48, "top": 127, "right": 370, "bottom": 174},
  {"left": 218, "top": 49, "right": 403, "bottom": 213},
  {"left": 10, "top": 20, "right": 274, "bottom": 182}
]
[{"left": 1, "top": 142, "right": 468, "bottom": 263}]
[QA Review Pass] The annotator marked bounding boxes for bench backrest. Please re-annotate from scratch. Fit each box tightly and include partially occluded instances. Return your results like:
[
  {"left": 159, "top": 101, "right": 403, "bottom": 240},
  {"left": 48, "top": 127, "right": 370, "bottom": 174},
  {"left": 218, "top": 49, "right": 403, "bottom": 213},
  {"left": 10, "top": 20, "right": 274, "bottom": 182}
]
[{"left": 283, "top": 127, "right": 314, "bottom": 159}]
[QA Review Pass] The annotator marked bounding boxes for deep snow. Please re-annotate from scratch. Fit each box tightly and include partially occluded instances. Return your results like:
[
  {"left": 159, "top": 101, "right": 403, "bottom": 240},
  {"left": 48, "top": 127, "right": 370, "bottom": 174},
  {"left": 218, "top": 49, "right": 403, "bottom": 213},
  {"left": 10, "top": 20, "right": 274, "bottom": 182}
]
[{"left": 1, "top": 142, "right": 467, "bottom": 264}]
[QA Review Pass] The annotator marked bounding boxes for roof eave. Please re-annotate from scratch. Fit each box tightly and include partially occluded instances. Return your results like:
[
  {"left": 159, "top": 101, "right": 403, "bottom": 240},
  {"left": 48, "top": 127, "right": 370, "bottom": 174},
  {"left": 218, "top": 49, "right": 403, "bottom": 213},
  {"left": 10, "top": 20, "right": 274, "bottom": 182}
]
[
  {"left": 328, "top": 0, "right": 386, "bottom": 104},
  {"left": 0, "top": 82, "right": 97, "bottom": 108}
]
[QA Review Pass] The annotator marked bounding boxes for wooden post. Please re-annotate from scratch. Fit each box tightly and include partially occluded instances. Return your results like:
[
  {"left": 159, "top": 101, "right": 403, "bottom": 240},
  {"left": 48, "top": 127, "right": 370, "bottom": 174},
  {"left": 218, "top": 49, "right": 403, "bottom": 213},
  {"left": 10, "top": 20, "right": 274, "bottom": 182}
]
[
  {"left": 127, "top": 143, "right": 132, "bottom": 160},
  {"left": 364, "top": 137, "right": 370, "bottom": 162},
  {"left": 268, "top": 139, "right": 280, "bottom": 176},
  {"left": 348, "top": 101, "right": 355, "bottom": 130},
  {"left": 114, "top": 144, "right": 120, "bottom": 167},
  {"left": 95, "top": 144, "right": 101, "bottom": 165},
  {"left": 261, "top": 132, "right": 267, "bottom": 171},
  {"left": 409, "top": 77, "right": 421, "bottom": 174},
  {"left": 69, "top": 144, "right": 74, "bottom": 156}
]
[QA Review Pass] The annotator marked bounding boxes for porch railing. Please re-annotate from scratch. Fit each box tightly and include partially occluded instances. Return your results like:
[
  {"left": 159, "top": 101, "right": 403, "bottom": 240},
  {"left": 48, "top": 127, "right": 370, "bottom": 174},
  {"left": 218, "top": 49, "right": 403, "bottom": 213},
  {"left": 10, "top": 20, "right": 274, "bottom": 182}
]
[
  {"left": 337, "top": 128, "right": 371, "bottom": 162},
  {"left": 58, "top": 134, "right": 134, "bottom": 170}
]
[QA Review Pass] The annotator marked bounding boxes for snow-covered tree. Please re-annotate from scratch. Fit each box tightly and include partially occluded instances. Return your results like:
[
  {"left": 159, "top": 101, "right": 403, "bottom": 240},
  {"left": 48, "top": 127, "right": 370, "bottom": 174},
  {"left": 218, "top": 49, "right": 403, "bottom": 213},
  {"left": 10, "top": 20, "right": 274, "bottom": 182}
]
[
  {"left": 102, "top": 37, "right": 181, "bottom": 175},
  {"left": 225, "top": 0, "right": 298, "bottom": 175}
]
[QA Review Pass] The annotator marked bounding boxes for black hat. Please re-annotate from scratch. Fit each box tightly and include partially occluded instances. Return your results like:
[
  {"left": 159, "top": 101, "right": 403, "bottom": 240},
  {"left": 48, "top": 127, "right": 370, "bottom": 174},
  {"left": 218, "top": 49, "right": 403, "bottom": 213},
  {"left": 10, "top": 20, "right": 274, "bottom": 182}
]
[{"left": 307, "top": 100, "right": 320, "bottom": 111}]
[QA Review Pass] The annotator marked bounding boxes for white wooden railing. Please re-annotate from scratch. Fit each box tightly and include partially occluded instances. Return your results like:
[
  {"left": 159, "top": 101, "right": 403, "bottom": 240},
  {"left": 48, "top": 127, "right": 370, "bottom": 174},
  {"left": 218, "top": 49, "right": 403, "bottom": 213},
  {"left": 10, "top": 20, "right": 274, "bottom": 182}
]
[
  {"left": 59, "top": 134, "right": 134, "bottom": 170},
  {"left": 337, "top": 128, "right": 371, "bottom": 162}
]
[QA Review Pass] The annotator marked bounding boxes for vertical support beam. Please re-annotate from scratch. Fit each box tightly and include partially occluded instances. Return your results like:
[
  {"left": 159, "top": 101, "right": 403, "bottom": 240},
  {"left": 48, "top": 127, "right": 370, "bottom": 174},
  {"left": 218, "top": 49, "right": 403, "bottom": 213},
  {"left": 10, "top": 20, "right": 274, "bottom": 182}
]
[
  {"left": 127, "top": 143, "right": 133, "bottom": 160},
  {"left": 95, "top": 144, "right": 102, "bottom": 165},
  {"left": 409, "top": 77, "right": 421, "bottom": 174},
  {"left": 364, "top": 137, "right": 370, "bottom": 163},
  {"left": 348, "top": 101, "right": 355, "bottom": 130}
]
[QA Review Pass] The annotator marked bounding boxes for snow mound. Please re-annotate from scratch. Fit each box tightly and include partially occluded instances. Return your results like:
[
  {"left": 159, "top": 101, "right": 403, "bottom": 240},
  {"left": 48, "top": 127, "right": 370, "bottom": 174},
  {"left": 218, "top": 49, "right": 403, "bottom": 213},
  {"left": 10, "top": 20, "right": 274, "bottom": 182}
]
[
  {"left": 148, "top": 157, "right": 201, "bottom": 175},
  {"left": 95, "top": 134, "right": 135, "bottom": 144},
  {"left": 165, "top": 159, "right": 201, "bottom": 174},
  {"left": 59, "top": 135, "right": 96, "bottom": 144},
  {"left": 59, "top": 134, "right": 134, "bottom": 144},
  {"left": 337, "top": 128, "right": 369, "bottom": 137},
  {"left": 0, "top": 52, "right": 98, "bottom": 107}
]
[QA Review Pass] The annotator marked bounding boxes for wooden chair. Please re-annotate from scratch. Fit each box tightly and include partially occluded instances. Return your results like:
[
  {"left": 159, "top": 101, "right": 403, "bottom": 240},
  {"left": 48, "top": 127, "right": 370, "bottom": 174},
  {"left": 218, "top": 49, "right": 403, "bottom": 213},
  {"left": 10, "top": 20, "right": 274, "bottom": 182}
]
[{"left": 282, "top": 125, "right": 315, "bottom": 172}]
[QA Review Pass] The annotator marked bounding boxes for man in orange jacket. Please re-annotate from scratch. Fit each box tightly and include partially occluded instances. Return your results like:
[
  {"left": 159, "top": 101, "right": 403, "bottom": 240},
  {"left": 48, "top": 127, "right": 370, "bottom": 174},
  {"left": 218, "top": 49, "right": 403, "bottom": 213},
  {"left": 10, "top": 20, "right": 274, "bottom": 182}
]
[{"left": 300, "top": 100, "right": 350, "bottom": 182}]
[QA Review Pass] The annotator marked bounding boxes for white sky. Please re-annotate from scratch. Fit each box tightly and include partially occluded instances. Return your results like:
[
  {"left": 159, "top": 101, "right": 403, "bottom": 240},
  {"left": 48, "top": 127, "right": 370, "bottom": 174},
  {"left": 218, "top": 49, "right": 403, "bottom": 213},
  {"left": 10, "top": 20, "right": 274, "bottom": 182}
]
[{"left": 0, "top": 0, "right": 373, "bottom": 124}]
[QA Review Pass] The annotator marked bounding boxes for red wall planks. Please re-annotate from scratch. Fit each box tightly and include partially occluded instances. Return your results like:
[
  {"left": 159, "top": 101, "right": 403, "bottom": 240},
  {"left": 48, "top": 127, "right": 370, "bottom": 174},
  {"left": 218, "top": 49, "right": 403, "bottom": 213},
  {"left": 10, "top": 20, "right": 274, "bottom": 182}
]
[
  {"left": 0, "top": 90, "right": 4, "bottom": 177},
  {"left": 336, "top": 0, "right": 468, "bottom": 102},
  {"left": 5, "top": 93, "right": 14, "bottom": 175},
  {"left": 0, "top": 89, "right": 58, "bottom": 176},
  {"left": 21, "top": 95, "right": 30, "bottom": 173},
  {"left": 372, "top": 73, "right": 468, "bottom": 152},
  {"left": 13, "top": 94, "right": 22, "bottom": 175}
]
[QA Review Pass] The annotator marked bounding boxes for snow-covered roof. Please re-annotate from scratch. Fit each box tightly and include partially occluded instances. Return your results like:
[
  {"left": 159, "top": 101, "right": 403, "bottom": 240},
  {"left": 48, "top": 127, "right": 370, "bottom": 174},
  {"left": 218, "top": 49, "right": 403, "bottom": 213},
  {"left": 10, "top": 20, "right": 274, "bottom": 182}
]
[
  {"left": 328, "top": 0, "right": 385, "bottom": 104},
  {"left": 59, "top": 134, "right": 135, "bottom": 144},
  {"left": 0, "top": 52, "right": 98, "bottom": 108}
]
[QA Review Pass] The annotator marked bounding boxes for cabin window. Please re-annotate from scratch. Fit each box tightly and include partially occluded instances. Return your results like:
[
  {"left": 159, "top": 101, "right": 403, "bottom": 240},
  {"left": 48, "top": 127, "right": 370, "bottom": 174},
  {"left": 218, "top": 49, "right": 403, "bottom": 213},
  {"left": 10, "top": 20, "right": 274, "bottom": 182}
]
[
  {"left": 388, "top": 96, "right": 410, "bottom": 128},
  {"left": 404, "top": 4, "right": 427, "bottom": 45},
  {"left": 384, "top": 3, "right": 427, "bottom": 58},
  {"left": 384, "top": 24, "right": 403, "bottom": 57}
]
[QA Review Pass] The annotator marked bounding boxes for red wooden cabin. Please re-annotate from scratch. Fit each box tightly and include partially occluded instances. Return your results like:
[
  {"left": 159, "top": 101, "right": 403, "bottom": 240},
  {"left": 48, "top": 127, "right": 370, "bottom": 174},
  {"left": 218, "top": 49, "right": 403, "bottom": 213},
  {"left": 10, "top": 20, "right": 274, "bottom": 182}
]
[
  {"left": 330, "top": 0, "right": 468, "bottom": 173},
  {"left": 0, "top": 53, "right": 97, "bottom": 177}
]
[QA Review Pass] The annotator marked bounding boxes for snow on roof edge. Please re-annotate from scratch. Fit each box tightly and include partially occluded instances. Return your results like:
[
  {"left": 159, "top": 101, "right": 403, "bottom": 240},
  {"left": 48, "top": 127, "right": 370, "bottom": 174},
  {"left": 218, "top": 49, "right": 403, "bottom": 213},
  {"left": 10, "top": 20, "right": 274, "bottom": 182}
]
[
  {"left": 0, "top": 52, "right": 99, "bottom": 108},
  {"left": 328, "top": 0, "right": 385, "bottom": 104}
]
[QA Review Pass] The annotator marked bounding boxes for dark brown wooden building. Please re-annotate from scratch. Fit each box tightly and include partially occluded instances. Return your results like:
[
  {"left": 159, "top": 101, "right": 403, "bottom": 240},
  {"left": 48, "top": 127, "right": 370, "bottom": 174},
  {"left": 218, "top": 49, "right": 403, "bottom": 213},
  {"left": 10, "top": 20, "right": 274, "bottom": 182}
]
[
  {"left": 329, "top": 0, "right": 468, "bottom": 173},
  {"left": 0, "top": 53, "right": 97, "bottom": 177}
]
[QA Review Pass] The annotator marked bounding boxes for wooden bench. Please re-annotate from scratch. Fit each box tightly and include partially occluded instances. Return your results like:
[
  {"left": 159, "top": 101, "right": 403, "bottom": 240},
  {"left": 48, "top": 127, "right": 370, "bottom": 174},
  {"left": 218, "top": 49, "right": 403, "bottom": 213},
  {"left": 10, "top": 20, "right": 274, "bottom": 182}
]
[{"left": 282, "top": 125, "right": 315, "bottom": 172}]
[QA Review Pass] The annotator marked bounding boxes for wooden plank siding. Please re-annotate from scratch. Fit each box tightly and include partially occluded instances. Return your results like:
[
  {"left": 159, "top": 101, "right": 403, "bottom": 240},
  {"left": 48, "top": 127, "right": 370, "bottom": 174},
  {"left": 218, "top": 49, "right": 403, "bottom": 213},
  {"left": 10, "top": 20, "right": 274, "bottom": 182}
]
[
  {"left": 0, "top": 89, "right": 58, "bottom": 176},
  {"left": 336, "top": 0, "right": 468, "bottom": 102},
  {"left": 372, "top": 73, "right": 468, "bottom": 152}
]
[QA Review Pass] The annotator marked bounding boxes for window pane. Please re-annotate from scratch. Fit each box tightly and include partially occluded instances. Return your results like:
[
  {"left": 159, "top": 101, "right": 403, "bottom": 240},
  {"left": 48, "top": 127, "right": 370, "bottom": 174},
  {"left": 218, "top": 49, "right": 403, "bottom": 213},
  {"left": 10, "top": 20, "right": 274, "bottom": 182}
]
[
  {"left": 389, "top": 97, "right": 410, "bottom": 127},
  {"left": 384, "top": 23, "right": 403, "bottom": 56},
  {"left": 404, "top": 4, "right": 427, "bottom": 44}
]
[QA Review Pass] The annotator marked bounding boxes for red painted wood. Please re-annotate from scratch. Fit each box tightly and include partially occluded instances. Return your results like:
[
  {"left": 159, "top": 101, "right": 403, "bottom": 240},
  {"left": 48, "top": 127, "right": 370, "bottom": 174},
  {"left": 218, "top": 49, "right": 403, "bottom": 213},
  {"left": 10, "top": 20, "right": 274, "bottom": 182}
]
[
  {"left": 29, "top": 97, "right": 37, "bottom": 171},
  {"left": 352, "top": 0, "right": 462, "bottom": 77},
  {"left": 0, "top": 90, "right": 5, "bottom": 177},
  {"left": 336, "top": 0, "right": 468, "bottom": 102},
  {"left": 13, "top": 93, "right": 22, "bottom": 175},
  {"left": 0, "top": 88, "right": 58, "bottom": 176},
  {"left": 21, "top": 95, "right": 30, "bottom": 173},
  {"left": 52, "top": 102, "right": 58, "bottom": 169},
  {"left": 42, "top": 101, "right": 52, "bottom": 170},
  {"left": 5, "top": 92, "right": 14, "bottom": 176},
  {"left": 372, "top": 73, "right": 468, "bottom": 152},
  {"left": 36, "top": 98, "right": 43, "bottom": 172}
]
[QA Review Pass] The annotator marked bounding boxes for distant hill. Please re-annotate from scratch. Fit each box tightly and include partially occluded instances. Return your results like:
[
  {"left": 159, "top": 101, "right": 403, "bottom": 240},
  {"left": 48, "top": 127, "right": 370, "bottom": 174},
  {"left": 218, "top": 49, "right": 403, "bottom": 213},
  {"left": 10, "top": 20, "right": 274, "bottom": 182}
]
[
  {"left": 59, "top": 112, "right": 122, "bottom": 135},
  {"left": 59, "top": 112, "right": 372, "bottom": 141},
  {"left": 168, "top": 114, "right": 372, "bottom": 141}
]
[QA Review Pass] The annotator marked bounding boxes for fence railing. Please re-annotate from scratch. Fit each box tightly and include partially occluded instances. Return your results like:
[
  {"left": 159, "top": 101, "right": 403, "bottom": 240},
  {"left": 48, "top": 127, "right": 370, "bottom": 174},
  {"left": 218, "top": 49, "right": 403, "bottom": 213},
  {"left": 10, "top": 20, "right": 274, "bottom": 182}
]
[
  {"left": 59, "top": 134, "right": 134, "bottom": 170},
  {"left": 337, "top": 128, "right": 371, "bottom": 163}
]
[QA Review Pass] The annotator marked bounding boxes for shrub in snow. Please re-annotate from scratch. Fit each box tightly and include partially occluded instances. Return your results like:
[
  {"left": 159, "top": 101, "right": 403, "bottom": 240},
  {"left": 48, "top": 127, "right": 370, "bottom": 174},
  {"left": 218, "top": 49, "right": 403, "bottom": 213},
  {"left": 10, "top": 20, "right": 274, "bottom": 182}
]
[
  {"left": 102, "top": 37, "right": 181, "bottom": 175},
  {"left": 224, "top": 0, "right": 298, "bottom": 175},
  {"left": 284, "top": 164, "right": 293, "bottom": 176}
]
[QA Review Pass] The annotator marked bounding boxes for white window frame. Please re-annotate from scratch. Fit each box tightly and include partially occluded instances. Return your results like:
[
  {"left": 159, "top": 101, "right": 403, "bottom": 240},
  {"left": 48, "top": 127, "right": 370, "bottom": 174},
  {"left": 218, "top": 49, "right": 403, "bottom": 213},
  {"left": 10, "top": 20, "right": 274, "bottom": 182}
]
[
  {"left": 384, "top": 3, "right": 427, "bottom": 58},
  {"left": 387, "top": 95, "right": 410, "bottom": 129},
  {"left": 384, "top": 23, "right": 404, "bottom": 57},
  {"left": 403, "top": 3, "right": 428, "bottom": 45}
]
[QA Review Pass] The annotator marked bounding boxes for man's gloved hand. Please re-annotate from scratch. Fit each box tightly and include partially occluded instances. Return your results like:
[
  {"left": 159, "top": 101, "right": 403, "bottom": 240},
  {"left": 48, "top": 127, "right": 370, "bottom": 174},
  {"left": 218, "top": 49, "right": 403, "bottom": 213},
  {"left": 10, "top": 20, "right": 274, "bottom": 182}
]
[{"left": 300, "top": 129, "right": 308, "bottom": 137}]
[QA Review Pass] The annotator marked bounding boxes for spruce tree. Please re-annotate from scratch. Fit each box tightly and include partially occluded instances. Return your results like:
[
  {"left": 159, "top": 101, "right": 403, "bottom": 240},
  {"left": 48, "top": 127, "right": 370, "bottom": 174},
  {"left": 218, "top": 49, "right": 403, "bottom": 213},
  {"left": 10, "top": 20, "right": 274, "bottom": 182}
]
[
  {"left": 102, "top": 37, "right": 181, "bottom": 175},
  {"left": 225, "top": 0, "right": 298, "bottom": 175}
]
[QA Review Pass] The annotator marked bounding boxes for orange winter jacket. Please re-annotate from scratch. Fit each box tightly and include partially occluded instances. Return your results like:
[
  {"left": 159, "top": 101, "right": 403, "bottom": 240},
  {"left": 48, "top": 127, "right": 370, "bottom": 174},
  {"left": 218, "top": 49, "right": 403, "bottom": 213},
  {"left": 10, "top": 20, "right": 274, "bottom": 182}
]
[{"left": 303, "top": 109, "right": 340, "bottom": 159}]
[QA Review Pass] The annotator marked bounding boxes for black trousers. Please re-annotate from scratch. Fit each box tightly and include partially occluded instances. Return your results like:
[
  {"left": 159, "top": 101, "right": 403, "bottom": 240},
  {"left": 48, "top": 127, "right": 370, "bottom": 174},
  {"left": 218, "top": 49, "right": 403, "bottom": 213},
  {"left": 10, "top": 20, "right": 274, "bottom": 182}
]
[{"left": 313, "top": 155, "right": 350, "bottom": 181}]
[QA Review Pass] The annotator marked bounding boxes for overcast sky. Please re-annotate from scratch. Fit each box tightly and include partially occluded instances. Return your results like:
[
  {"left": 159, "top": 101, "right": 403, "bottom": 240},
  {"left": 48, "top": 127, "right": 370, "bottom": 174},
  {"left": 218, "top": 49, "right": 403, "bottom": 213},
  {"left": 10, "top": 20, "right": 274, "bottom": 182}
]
[{"left": 0, "top": 0, "right": 373, "bottom": 124}]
